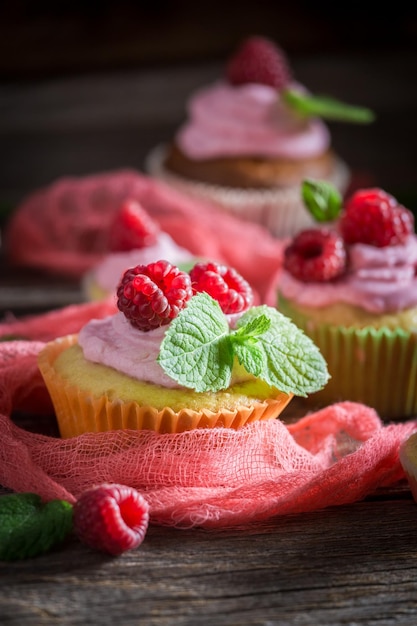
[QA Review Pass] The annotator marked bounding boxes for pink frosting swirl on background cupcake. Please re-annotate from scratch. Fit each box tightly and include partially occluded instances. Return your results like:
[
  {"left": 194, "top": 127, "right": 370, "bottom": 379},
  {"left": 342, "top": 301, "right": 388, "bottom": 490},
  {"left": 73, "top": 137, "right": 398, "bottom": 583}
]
[
  {"left": 176, "top": 81, "right": 330, "bottom": 160},
  {"left": 279, "top": 235, "right": 417, "bottom": 314},
  {"left": 90, "top": 233, "right": 194, "bottom": 294}
]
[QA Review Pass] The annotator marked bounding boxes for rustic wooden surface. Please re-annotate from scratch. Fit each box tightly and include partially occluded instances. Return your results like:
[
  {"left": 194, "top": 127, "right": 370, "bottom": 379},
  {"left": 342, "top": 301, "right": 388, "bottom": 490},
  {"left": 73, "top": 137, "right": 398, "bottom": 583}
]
[{"left": 1, "top": 45, "right": 417, "bottom": 625}]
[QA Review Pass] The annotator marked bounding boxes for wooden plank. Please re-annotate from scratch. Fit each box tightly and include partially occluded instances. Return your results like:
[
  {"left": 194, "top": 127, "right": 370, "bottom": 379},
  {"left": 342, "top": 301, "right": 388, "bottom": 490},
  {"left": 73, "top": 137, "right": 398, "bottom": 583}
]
[{"left": 1, "top": 499, "right": 417, "bottom": 625}]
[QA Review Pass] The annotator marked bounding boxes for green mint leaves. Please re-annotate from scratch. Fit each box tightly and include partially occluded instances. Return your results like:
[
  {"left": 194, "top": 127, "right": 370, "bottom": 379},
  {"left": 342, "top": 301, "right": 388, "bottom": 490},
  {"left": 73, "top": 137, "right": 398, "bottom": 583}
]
[
  {"left": 301, "top": 179, "right": 343, "bottom": 222},
  {"left": 158, "top": 293, "right": 329, "bottom": 396},
  {"left": 282, "top": 88, "right": 375, "bottom": 124},
  {"left": 0, "top": 493, "right": 73, "bottom": 561}
]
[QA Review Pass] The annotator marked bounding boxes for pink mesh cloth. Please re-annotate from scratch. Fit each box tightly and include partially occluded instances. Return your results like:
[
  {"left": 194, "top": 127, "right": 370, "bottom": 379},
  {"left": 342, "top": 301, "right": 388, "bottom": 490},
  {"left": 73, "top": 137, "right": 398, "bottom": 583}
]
[
  {"left": 4, "top": 169, "right": 286, "bottom": 305},
  {"left": 1, "top": 304, "right": 416, "bottom": 529}
]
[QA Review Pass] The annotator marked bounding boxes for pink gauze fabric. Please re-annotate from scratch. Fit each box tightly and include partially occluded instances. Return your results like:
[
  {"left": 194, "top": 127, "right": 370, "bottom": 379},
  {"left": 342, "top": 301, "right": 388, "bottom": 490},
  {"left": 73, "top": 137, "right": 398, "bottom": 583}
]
[
  {"left": 1, "top": 304, "right": 416, "bottom": 529},
  {"left": 4, "top": 169, "right": 286, "bottom": 305}
]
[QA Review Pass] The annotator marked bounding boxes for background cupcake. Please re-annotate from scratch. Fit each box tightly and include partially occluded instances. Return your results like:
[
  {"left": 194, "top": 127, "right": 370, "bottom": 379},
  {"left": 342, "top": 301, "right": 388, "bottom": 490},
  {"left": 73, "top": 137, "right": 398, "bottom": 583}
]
[
  {"left": 146, "top": 35, "right": 374, "bottom": 239},
  {"left": 38, "top": 259, "right": 329, "bottom": 437},
  {"left": 277, "top": 179, "right": 417, "bottom": 419}
]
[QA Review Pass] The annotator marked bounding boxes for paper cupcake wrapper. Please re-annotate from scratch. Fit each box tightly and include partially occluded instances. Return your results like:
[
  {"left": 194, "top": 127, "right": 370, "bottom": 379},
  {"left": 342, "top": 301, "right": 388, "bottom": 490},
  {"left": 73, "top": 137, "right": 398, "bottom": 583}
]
[
  {"left": 145, "top": 144, "right": 351, "bottom": 239},
  {"left": 279, "top": 298, "right": 417, "bottom": 420},
  {"left": 38, "top": 335, "right": 293, "bottom": 438}
]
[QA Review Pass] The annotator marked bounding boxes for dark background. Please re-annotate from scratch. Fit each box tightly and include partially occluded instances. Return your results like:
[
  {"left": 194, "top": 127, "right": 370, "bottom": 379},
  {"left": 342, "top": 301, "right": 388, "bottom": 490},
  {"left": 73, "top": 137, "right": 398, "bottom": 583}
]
[{"left": 1, "top": 1, "right": 416, "bottom": 79}]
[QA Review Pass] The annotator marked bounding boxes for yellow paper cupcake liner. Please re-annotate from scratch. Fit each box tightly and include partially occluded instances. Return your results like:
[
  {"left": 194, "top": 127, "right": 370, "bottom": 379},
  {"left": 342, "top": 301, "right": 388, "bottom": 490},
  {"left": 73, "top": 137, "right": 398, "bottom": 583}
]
[
  {"left": 38, "top": 335, "right": 293, "bottom": 438},
  {"left": 145, "top": 144, "right": 351, "bottom": 239},
  {"left": 279, "top": 297, "right": 417, "bottom": 420}
]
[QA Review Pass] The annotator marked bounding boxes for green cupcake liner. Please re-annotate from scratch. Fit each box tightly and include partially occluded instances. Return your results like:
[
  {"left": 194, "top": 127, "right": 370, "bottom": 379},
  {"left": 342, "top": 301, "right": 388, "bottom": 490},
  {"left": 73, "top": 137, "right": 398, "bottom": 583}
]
[{"left": 279, "top": 296, "right": 417, "bottom": 420}]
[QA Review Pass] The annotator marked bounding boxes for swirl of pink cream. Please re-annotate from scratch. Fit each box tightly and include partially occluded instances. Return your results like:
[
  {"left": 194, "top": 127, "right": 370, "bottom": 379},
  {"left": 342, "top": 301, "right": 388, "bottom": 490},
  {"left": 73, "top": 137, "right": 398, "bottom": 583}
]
[
  {"left": 279, "top": 235, "right": 417, "bottom": 314},
  {"left": 176, "top": 81, "right": 331, "bottom": 160}
]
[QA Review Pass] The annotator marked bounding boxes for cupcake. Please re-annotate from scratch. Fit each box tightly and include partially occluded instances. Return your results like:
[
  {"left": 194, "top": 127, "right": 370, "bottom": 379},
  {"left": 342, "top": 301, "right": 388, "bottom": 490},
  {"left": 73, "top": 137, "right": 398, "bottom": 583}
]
[
  {"left": 83, "top": 198, "right": 196, "bottom": 301},
  {"left": 277, "top": 179, "right": 417, "bottom": 419},
  {"left": 38, "top": 259, "right": 329, "bottom": 437},
  {"left": 146, "top": 35, "right": 374, "bottom": 238}
]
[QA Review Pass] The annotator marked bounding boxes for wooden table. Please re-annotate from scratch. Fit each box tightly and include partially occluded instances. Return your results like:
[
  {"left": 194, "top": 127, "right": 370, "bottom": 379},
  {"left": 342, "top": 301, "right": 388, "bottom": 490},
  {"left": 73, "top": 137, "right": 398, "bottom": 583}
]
[{"left": 1, "top": 48, "right": 417, "bottom": 625}]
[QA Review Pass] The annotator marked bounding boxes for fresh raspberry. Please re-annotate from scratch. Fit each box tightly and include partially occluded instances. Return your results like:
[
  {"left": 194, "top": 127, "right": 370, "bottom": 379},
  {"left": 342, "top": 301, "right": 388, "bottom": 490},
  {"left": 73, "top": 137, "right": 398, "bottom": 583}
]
[
  {"left": 339, "top": 188, "right": 414, "bottom": 248},
  {"left": 189, "top": 261, "right": 253, "bottom": 314},
  {"left": 226, "top": 36, "right": 292, "bottom": 90},
  {"left": 108, "top": 199, "right": 160, "bottom": 252},
  {"left": 284, "top": 228, "right": 347, "bottom": 282},
  {"left": 73, "top": 484, "right": 149, "bottom": 556},
  {"left": 117, "top": 260, "right": 193, "bottom": 331}
]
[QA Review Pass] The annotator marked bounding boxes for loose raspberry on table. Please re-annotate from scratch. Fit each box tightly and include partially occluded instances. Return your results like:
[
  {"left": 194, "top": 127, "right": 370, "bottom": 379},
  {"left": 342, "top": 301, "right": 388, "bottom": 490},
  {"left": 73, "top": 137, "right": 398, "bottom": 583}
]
[
  {"left": 339, "top": 188, "right": 414, "bottom": 247},
  {"left": 189, "top": 261, "right": 253, "bottom": 314},
  {"left": 117, "top": 260, "right": 193, "bottom": 331},
  {"left": 73, "top": 484, "right": 149, "bottom": 556},
  {"left": 284, "top": 228, "right": 347, "bottom": 282},
  {"left": 226, "top": 36, "right": 292, "bottom": 90},
  {"left": 108, "top": 199, "right": 160, "bottom": 251}
]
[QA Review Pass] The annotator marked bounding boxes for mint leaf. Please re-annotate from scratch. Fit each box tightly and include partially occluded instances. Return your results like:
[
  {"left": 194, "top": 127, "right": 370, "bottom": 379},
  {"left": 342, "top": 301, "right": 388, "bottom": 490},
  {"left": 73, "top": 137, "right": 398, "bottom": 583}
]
[
  {"left": 158, "top": 292, "right": 233, "bottom": 392},
  {"left": 0, "top": 493, "right": 73, "bottom": 561},
  {"left": 159, "top": 294, "right": 329, "bottom": 396},
  {"left": 230, "top": 314, "right": 270, "bottom": 377},
  {"left": 282, "top": 88, "right": 375, "bottom": 124},
  {"left": 236, "top": 306, "right": 329, "bottom": 396},
  {"left": 301, "top": 179, "right": 343, "bottom": 222}
]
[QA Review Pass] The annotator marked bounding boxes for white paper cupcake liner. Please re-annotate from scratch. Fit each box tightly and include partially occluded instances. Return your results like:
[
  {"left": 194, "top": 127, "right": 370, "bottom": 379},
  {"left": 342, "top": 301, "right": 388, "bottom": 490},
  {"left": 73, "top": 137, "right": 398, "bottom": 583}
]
[{"left": 145, "top": 144, "right": 351, "bottom": 239}]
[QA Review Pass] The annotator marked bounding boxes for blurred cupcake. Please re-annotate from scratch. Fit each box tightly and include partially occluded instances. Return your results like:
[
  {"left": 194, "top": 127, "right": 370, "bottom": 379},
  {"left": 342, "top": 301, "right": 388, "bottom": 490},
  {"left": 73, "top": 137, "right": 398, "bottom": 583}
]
[
  {"left": 38, "top": 259, "right": 329, "bottom": 437},
  {"left": 83, "top": 198, "right": 196, "bottom": 301},
  {"left": 146, "top": 35, "right": 374, "bottom": 238},
  {"left": 277, "top": 179, "right": 417, "bottom": 419}
]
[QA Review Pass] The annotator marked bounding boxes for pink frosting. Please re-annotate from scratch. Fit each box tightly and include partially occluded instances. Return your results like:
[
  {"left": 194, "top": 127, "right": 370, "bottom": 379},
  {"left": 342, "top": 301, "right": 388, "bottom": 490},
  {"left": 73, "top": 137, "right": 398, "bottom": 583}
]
[
  {"left": 79, "top": 313, "right": 179, "bottom": 387},
  {"left": 78, "top": 310, "right": 244, "bottom": 388},
  {"left": 176, "top": 81, "right": 330, "bottom": 160},
  {"left": 279, "top": 235, "right": 417, "bottom": 314},
  {"left": 91, "top": 233, "right": 195, "bottom": 293}
]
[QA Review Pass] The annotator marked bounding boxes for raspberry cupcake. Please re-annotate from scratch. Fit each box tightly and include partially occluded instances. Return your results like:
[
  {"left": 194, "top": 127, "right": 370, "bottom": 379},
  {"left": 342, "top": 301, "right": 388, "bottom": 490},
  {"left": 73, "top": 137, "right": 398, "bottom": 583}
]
[
  {"left": 146, "top": 36, "right": 374, "bottom": 238},
  {"left": 277, "top": 179, "right": 417, "bottom": 419},
  {"left": 83, "top": 198, "right": 195, "bottom": 301},
  {"left": 38, "top": 259, "right": 329, "bottom": 437}
]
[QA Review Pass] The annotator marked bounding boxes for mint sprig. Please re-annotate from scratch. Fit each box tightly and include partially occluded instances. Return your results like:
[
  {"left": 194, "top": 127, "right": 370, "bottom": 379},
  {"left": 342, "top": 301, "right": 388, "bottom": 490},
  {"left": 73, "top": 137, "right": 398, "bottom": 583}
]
[
  {"left": 0, "top": 493, "right": 73, "bottom": 561},
  {"left": 158, "top": 293, "right": 329, "bottom": 396},
  {"left": 301, "top": 179, "right": 343, "bottom": 222},
  {"left": 282, "top": 88, "right": 375, "bottom": 124}
]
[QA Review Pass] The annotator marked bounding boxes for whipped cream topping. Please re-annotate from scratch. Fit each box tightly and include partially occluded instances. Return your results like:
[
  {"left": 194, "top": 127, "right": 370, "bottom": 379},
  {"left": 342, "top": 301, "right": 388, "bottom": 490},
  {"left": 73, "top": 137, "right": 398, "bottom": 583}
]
[
  {"left": 78, "top": 310, "right": 244, "bottom": 388},
  {"left": 279, "top": 235, "right": 417, "bottom": 314},
  {"left": 92, "top": 233, "right": 194, "bottom": 293},
  {"left": 176, "top": 81, "right": 330, "bottom": 160}
]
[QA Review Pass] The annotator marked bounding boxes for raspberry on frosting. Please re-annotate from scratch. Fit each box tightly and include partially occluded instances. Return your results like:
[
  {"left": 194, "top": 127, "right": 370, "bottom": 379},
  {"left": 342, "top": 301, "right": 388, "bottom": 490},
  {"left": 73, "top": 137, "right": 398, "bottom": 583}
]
[
  {"left": 190, "top": 261, "right": 254, "bottom": 314},
  {"left": 284, "top": 229, "right": 347, "bottom": 283},
  {"left": 108, "top": 199, "right": 160, "bottom": 252},
  {"left": 339, "top": 188, "right": 414, "bottom": 248},
  {"left": 226, "top": 35, "right": 292, "bottom": 90},
  {"left": 117, "top": 260, "right": 193, "bottom": 331}
]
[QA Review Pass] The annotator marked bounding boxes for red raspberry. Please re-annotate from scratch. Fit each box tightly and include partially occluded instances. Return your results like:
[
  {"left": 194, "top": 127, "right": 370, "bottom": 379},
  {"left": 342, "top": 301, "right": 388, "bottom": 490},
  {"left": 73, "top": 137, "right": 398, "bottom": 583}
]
[
  {"left": 189, "top": 261, "right": 253, "bottom": 314},
  {"left": 284, "top": 228, "right": 347, "bottom": 282},
  {"left": 339, "top": 188, "right": 414, "bottom": 248},
  {"left": 73, "top": 484, "right": 149, "bottom": 556},
  {"left": 226, "top": 36, "right": 292, "bottom": 90},
  {"left": 117, "top": 260, "right": 193, "bottom": 331},
  {"left": 108, "top": 199, "right": 160, "bottom": 251}
]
